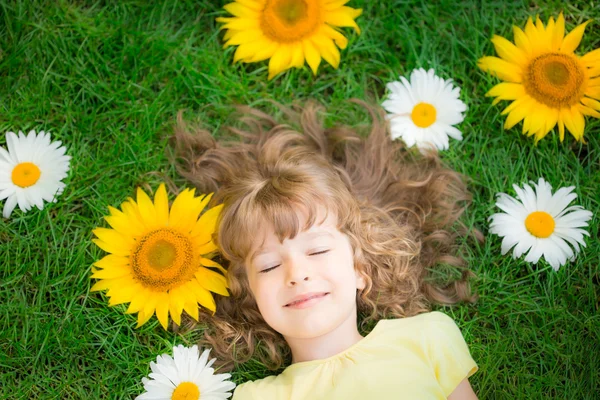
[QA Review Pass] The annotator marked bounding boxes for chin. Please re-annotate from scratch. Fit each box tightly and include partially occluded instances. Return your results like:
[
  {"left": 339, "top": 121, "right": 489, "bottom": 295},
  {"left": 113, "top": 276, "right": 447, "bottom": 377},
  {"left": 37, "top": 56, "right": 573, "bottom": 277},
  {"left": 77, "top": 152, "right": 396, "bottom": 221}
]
[{"left": 280, "top": 312, "right": 345, "bottom": 339}]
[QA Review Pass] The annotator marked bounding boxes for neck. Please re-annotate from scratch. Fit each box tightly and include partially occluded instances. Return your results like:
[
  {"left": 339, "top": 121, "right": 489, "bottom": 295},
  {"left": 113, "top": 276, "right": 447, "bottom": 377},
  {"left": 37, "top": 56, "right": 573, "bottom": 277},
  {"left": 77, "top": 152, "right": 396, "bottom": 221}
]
[{"left": 285, "top": 310, "right": 364, "bottom": 364}]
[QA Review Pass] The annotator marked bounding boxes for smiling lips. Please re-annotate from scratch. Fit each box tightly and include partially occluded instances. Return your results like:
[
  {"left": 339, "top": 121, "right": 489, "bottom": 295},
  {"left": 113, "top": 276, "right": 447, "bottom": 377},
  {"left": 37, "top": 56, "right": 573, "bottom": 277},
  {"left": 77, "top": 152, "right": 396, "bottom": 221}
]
[{"left": 284, "top": 292, "right": 330, "bottom": 308}]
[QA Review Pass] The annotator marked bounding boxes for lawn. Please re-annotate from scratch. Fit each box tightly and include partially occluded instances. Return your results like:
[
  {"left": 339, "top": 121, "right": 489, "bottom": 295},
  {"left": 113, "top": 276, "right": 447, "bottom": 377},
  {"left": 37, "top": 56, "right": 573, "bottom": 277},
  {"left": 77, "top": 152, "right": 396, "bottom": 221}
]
[{"left": 0, "top": 0, "right": 598, "bottom": 399}]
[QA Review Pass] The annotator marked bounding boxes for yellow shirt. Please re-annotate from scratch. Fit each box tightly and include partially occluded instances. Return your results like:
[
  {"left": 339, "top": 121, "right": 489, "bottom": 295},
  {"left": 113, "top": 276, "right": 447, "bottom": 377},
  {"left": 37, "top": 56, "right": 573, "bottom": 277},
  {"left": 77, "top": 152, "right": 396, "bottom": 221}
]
[{"left": 232, "top": 311, "right": 477, "bottom": 400}]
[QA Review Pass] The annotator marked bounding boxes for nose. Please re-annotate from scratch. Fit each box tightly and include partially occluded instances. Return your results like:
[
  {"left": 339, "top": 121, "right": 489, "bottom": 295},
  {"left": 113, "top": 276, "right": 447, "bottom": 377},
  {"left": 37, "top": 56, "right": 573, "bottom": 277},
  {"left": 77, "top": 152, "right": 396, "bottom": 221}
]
[{"left": 285, "top": 254, "right": 310, "bottom": 286}]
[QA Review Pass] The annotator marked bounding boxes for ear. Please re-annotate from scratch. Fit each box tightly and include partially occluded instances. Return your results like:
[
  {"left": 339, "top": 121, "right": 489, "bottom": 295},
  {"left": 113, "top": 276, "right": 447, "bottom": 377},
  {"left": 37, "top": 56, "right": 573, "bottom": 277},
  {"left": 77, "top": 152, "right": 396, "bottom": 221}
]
[{"left": 355, "top": 270, "right": 366, "bottom": 291}]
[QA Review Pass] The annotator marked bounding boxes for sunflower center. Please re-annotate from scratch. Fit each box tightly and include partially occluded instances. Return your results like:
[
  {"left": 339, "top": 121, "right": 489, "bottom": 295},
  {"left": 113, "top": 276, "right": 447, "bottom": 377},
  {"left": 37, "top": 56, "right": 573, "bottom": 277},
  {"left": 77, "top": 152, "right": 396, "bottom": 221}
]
[
  {"left": 524, "top": 53, "right": 585, "bottom": 108},
  {"left": 12, "top": 162, "right": 41, "bottom": 188},
  {"left": 147, "top": 240, "right": 177, "bottom": 271},
  {"left": 525, "top": 211, "right": 555, "bottom": 238},
  {"left": 131, "top": 229, "right": 196, "bottom": 291},
  {"left": 260, "top": 0, "right": 320, "bottom": 43},
  {"left": 276, "top": 0, "right": 307, "bottom": 23},
  {"left": 171, "top": 382, "right": 200, "bottom": 400},
  {"left": 411, "top": 102, "right": 437, "bottom": 128}
]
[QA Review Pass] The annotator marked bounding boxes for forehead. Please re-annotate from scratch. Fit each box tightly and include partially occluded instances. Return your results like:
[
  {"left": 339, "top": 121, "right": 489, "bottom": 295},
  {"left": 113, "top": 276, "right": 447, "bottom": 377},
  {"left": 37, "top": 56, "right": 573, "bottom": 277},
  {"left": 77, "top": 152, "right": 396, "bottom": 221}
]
[{"left": 250, "top": 206, "right": 337, "bottom": 256}]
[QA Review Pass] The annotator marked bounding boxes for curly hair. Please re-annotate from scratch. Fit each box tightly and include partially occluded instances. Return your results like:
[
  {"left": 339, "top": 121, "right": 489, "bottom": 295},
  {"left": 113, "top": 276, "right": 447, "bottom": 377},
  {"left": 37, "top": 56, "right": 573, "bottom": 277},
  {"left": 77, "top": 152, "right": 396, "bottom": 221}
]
[{"left": 171, "top": 100, "right": 479, "bottom": 371}]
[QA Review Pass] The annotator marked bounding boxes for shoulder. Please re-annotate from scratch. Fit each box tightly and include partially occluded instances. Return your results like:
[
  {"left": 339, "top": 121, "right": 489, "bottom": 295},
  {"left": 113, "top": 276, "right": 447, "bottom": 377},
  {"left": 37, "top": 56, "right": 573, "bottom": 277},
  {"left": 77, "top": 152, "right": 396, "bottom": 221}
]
[
  {"left": 378, "top": 311, "right": 457, "bottom": 332},
  {"left": 378, "top": 311, "right": 472, "bottom": 359},
  {"left": 231, "top": 375, "right": 281, "bottom": 400}
]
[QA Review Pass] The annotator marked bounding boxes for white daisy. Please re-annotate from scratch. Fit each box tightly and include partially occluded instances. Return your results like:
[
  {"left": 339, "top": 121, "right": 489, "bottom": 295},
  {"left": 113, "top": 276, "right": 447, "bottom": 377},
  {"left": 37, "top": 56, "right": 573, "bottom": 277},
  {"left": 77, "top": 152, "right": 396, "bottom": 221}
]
[
  {"left": 489, "top": 177, "right": 593, "bottom": 271},
  {"left": 0, "top": 130, "right": 71, "bottom": 218},
  {"left": 137, "top": 345, "right": 236, "bottom": 400},
  {"left": 382, "top": 68, "right": 467, "bottom": 151}
]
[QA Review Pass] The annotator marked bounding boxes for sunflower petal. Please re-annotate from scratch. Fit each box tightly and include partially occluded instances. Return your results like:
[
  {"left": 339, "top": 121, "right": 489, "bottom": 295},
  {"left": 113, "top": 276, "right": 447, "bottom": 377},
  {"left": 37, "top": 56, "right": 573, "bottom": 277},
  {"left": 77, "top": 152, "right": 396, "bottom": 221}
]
[
  {"left": 92, "top": 238, "right": 129, "bottom": 257},
  {"left": 486, "top": 82, "right": 526, "bottom": 102},
  {"left": 581, "top": 48, "right": 600, "bottom": 66},
  {"left": 191, "top": 280, "right": 217, "bottom": 313},
  {"left": 179, "top": 282, "right": 200, "bottom": 321},
  {"left": 195, "top": 268, "right": 229, "bottom": 296},
  {"left": 290, "top": 43, "right": 305, "bottom": 68},
  {"left": 200, "top": 257, "right": 228, "bottom": 275},
  {"left": 140, "top": 295, "right": 158, "bottom": 326},
  {"left": 586, "top": 86, "right": 600, "bottom": 99},
  {"left": 503, "top": 98, "right": 533, "bottom": 130},
  {"left": 91, "top": 265, "right": 130, "bottom": 280},
  {"left": 551, "top": 13, "right": 565, "bottom": 50},
  {"left": 93, "top": 254, "right": 129, "bottom": 270},
  {"left": 125, "top": 289, "right": 151, "bottom": 314},
  {"left": 153, "top": 184, "right": 169, "bottom": 228},
  {"left": 216, "top": 16, "right": 259, "bottom": 31},
  {"left": 156, "top": 292, "right": 170, "bottom": 330},
  {"left": 491, "top": 35, "right": 527, "bottom": 67},
  {"left": 324, "top": 7, "right": 362, "bottom": 33},
  {"left": 170, "top": 189, "right": 199, "bottom": 231},
  {"left": 90, "top": 279, "right": 113, "bottom": 292},
  {"left": 559, "top": 20, "right": 591, "bottom": 53},
  {"left": 579, "top": 103, "right": 600, "bottom": 118},
  {"left": 561, "top": 106, "right": 585, "bottom": 141},
  {"left": 223, "top": 2, "right": 259, "bottom": 18},
  {"left": 311, "top": 37, "right": 340, "bottom": 69},
  {"left": 168, "top": 288, "right": 186, "bottom": 326},
  {"left": 557, "top": 119, "right": 565, "bottom": 142},
  {"left": 302, "top": 40, "right": 321, "bottom": 75},
  {"left": 581, "top": 97, "right": 600, "bottom": 111},
  {"left": 513, "top": 26, "right": 532, "bottom": 54},
  {"left": 322, "top": 25, "right": 348, "bottom": 49},
  {"left": 224, "top": 29, "right": 264, "bottom": 46},
  {"left": 268, "top": 45, "right": 293, "bottom": 79},
  {"left": 137, "top": 308, "right": 154, "bottom": 328},
  {"left": 478, "top": 56, "right": 522, "bottom": 83},
  {"left": 234, "top": 42, "right": 259, "bottom": 62},
  {"left": 248, "top": 40, "right": 279, "bottom": 62},
  {"left": 136, "top": 187, "right": 159, "bottom": 230},
  {"left": 107, "top": 279, "right": 138, "bottom": 306}
]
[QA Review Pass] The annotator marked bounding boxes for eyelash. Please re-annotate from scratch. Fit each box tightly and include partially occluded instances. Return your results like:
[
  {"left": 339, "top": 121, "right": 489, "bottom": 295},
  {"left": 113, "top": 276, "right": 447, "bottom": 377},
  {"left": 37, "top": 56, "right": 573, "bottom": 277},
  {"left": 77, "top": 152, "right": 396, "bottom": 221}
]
[{"left": 259, "top": 249, "right": 331, "bottom": 274}]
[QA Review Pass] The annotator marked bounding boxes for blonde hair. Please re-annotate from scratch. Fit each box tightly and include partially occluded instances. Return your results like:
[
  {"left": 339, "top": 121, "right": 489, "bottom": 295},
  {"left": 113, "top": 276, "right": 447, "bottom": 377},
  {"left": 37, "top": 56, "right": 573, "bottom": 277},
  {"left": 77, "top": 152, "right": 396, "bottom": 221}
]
[{"left": 172, "top": 100, "right": 479, "bottom": 371}]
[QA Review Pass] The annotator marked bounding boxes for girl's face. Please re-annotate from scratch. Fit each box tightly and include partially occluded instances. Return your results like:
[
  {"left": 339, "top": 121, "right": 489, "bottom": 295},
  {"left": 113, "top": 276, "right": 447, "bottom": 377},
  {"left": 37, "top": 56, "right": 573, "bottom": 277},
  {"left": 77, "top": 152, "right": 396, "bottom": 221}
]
[{"left": 246, "top": 208, "right": 366, "bottom": 340}]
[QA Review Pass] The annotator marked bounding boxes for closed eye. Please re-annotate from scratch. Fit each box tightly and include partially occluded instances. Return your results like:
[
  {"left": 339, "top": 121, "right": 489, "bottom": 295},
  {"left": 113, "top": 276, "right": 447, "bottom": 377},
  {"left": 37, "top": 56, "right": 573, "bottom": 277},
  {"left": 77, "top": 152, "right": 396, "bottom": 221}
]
[
  {"left": 260, "top": 264, "right": 280, "bottom": 274},
  {"left": 309, "top": 249, "right": 330, "bottom": 256}
]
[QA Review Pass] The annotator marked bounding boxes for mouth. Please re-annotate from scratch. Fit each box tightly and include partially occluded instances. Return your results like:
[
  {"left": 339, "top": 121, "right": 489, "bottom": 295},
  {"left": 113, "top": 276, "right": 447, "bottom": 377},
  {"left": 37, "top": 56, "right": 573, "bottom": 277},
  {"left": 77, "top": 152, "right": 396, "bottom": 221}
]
[{"left": 284, "top": 292, "right": 330, "bottom": 308}]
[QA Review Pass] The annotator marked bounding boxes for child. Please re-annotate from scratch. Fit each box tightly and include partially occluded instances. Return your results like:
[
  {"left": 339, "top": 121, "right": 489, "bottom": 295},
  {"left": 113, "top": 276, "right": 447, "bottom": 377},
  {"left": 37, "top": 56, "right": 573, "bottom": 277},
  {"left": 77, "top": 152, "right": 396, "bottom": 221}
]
[{"left": 172, "top": 101, "right": 480, "bottom": 399}]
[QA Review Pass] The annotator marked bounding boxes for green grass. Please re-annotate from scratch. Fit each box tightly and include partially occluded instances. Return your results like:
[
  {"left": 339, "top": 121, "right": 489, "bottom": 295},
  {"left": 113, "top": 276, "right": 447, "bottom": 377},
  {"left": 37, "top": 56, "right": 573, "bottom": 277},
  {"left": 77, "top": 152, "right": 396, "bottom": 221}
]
[{"left": 1, "top": 0, "right": 599, "bottom": 398}]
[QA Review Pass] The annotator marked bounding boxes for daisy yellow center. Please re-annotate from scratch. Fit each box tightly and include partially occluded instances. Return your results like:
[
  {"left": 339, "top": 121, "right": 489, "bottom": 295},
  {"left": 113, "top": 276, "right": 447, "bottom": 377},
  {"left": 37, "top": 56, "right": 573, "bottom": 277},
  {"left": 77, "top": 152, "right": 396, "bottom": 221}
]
[
  {"left": 131, "top": 229, "right": 196, "bottom": 291},
  {"left": 525, "top": 211, "right": 555, "bottom": 238},
  {"left": 411, "top": 102, "right": 437, "bottom": 128},
  {"left": 524, "top": 53, "right": 585, "bottom": 109},
  {"left": 171, "top": 382, "right": 200, "bottom": 400},
  {"left": 12, "top": 162, "right": 41, "bottom": 188},
  {"left": 260, "top": 0, "right": 320, "bottom": 43}
]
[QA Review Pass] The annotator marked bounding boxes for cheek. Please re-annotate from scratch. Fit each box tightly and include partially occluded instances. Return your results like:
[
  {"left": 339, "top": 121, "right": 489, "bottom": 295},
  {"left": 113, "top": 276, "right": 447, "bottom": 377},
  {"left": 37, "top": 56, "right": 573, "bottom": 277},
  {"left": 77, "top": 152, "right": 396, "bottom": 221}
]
[
  {"left": 325, "top": 252, "right": 359, "bottom": 290},
  {"left": 250, "top": 279, "right": 280, "bottom": 318}
]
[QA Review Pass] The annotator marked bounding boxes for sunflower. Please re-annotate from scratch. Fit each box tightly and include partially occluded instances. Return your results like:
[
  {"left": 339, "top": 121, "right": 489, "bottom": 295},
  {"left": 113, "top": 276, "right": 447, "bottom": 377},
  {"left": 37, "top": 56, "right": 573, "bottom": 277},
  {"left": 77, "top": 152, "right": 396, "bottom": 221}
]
[
  {"left": 0, "top": 130, "right": 70, "bottom": 218},
  {"left": 382, "top": 68, "right": 467, "bottom": 151},
  {"left": 489, "top": 178, "right": 592, "bottom": 271},
  {"left": 91, "top": 184, "right": 228, "bottom": 330},
  {"left": 216, "top": 0, "right": 362, "bottom": 80},
  {"left": 136, "top": 345, "right": 236, "bottom": 400},
  {"left": 478, "top": 13, "right": 600, "bottom": 142}
]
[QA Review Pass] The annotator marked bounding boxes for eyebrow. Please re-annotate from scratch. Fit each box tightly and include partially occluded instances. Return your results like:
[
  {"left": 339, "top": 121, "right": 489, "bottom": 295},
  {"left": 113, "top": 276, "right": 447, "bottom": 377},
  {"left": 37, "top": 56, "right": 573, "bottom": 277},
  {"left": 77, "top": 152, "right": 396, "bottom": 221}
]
[{"left": 252, "top": 231, "right": 335, "bottom": 259}]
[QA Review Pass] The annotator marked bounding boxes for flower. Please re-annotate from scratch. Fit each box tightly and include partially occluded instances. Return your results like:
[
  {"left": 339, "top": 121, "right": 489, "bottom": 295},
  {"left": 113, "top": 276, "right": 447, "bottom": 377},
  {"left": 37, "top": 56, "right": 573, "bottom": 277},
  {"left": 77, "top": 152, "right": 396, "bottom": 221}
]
[
  {"left": 489, "top": 178, "right": 593, "bottom": 271},
  {"left": 0, "top": 130, "right": 70, "bottom": 218},
  {"left": 91, "top": 184, "right": 229, "bottom": 329},
  {"left": 382, "top": 68, "right": 467, "bottom": 151},
  {"left": 478, "top": 13, "right": 600, "bottom": 143},
  {"left": 216, "top": 0, "right": 362, "bottom": 80},
  {"left": 136, "top": 345, "right": 236, "bottom": 400}
]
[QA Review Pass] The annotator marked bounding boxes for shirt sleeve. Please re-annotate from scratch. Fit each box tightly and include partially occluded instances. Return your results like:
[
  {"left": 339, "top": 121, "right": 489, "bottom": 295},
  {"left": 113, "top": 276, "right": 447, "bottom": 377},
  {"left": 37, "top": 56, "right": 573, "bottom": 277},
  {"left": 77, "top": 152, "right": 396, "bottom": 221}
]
[
  {"left": 424, "top": 311, "right": 478, "bottom": 396},
  {"left": 231, "top": 382, "right": 255, "bottom": 400}
]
